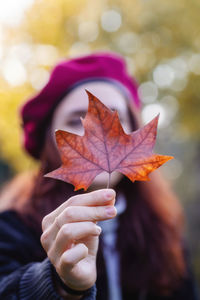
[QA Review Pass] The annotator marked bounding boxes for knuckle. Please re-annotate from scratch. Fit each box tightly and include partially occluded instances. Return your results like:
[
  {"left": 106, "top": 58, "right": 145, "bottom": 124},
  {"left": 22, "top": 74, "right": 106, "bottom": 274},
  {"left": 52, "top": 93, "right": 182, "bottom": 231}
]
[
  {"left": 90, "top": 222, "right": 97, "bottom": 232},
  {"left": 40, "top": 233, "right": 46, "bottom": 248},
  {"left": 64, "top": 207, "right": 75, "bottom": 222},
  {"left": 40, "top": 231, "right": 50, "bottom": 250},
  {"left": 61, "top": 224, "right": 72, "bottom": 238},
  {"left": 62, "top": 252, "right": 73, "bottom": 267},
  {"left": 66, "top": 196, "right": 73, "bottom": 206},
  {"left": 68, "top": 195, "right": 77, "bottom": 204},
  {"left": 93, "top": 206, "right": 101, "bottom": 220},
  {"left": 79, "top": 243, "right": 88, "bottom": 256},
  {"left": 42, "top": 215, "right": 50, "bottom": 231},
  {"left": 54, "top": 216, "right": 61, "bottom": 229},
  {"left": 93, "top": 224, "right": 100, "bottom": 233},
  {"left": 91, "top": 192, "right": 99, "bottom": 204}
]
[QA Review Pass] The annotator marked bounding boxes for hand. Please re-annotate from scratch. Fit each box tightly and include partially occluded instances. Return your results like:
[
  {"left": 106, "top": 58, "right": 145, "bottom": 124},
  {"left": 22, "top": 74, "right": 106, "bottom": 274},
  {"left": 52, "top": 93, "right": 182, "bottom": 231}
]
[{"left": 40, "top": 189, "right": 116, "bottom": 292}]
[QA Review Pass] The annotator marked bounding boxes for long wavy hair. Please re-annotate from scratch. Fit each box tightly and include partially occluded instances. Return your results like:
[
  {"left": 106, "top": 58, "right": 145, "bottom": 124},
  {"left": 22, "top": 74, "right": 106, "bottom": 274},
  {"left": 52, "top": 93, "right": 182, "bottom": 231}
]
[{"left": 0, "top": 99, "right": 186, "bottom": 296}]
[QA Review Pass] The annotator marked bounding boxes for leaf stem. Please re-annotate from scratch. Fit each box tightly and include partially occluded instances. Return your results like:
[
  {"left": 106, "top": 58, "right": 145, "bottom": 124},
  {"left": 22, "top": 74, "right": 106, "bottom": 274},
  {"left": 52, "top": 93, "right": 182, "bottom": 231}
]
[{"left": 107, "top": 173, "right": 111, "bottom": 189}]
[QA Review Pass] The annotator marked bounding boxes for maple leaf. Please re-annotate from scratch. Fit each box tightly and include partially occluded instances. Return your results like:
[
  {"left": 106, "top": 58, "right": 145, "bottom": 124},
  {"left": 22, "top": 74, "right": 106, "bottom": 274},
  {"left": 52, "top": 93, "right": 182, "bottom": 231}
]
[{"left": 45, "top": 90, "right": 173, "bottom": 191}]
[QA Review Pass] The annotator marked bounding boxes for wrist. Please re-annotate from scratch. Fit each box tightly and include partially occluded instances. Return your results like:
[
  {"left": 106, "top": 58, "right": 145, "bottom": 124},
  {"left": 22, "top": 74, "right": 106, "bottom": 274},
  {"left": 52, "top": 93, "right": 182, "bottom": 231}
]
[
  {"left": 52, "top": 265, "right": 92, "bottom": 299},
  {"left": 56, "top": 283, "right": 82, "bottom": 300}
]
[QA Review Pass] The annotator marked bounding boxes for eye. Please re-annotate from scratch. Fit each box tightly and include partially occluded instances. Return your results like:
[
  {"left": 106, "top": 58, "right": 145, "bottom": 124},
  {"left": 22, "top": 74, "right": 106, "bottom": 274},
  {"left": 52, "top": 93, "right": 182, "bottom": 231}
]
[{"left": 67, "top": 118, "right": 82, "bottom": 127}]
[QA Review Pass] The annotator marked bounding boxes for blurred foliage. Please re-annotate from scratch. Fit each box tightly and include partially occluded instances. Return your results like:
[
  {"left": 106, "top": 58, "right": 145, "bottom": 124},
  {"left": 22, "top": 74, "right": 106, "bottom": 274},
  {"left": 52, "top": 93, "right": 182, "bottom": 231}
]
[{"left": 0, "top": 0, "right": 200, "bottom": 171}]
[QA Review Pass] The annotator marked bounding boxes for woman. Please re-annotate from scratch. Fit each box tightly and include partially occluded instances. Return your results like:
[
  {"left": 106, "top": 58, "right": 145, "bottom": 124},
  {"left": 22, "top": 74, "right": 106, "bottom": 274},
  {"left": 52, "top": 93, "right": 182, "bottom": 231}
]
[{"left": 0, "top": 52, "right": 198, "bottom": 300}]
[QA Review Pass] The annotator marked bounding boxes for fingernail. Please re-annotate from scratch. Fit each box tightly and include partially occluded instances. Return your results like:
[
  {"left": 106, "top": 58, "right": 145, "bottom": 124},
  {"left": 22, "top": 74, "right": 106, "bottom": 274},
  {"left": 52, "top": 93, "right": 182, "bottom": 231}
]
[
  {"left": 96, "top": 225, "right": 102, "bottom": 234},
  {"left": 104, "top": 189, "right": 115, "bottom": 200},
  {"left": 106, "top": 206, "right": 116, "bottom": 217}
]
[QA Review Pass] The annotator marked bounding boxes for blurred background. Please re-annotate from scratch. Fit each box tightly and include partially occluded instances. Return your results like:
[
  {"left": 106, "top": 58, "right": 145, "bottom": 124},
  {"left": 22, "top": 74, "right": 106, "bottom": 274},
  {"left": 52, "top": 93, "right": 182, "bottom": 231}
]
[{"left": 0, "top": 0, "right": 200, "bottom": 284}]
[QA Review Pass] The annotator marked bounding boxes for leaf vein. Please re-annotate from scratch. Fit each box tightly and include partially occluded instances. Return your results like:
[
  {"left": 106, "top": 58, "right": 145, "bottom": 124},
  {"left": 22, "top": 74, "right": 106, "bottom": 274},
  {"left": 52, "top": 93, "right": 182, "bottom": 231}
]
[{"left": 114, "top": 122, "right": 155, "bottom": 169}]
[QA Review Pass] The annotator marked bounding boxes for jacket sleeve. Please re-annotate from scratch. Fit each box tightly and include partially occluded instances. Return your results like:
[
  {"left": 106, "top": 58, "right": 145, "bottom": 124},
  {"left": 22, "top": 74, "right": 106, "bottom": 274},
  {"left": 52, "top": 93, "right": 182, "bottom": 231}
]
[{"left": 0, "top": 210, "right": 96, "bottom": 300}]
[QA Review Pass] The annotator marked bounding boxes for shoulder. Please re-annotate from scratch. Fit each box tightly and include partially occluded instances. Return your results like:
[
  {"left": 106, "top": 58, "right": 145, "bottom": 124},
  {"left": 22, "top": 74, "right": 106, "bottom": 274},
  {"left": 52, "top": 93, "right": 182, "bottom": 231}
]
[
  {"left": 0, "top": 209, "right": 45, "bottom": 262},
  {"left": 0, "top": 209, "right": 35, "bottom": 237}
]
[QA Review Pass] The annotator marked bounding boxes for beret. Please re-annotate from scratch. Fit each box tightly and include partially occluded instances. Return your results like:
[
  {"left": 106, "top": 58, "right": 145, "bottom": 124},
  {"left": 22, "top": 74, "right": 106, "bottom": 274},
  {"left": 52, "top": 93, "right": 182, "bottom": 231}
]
[{"left": 20, "top": 52, "right": 141, "bottom": 159}]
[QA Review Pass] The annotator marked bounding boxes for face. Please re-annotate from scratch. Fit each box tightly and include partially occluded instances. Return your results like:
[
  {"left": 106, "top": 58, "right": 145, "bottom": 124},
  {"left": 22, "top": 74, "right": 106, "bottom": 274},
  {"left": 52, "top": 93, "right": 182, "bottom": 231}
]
[{"left": 51, "top": 81, "right": 132, "bottom": 190}]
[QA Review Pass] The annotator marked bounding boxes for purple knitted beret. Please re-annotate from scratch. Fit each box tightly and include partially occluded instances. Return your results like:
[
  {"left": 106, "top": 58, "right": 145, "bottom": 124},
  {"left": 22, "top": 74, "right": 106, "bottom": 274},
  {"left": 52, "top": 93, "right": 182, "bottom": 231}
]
[{"left": 20, "top": 52, "right": 141, "bottom": 159}]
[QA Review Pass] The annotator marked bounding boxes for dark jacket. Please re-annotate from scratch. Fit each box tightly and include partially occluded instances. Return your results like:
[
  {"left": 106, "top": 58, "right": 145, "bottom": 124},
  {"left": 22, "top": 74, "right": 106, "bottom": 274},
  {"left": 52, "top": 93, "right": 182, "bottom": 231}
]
[
  {"left": 0, "top": 210, "right": 198, "bottom": 300},
  {"left": 0, "top": 210, "right": 96, "bottom": 300}
]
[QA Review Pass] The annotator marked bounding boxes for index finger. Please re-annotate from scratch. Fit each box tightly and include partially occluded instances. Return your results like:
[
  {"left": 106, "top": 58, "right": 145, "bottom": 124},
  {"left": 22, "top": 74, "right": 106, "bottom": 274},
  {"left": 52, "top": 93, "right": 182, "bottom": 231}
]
[{"left": 43, "top": 189, "right": 116, "bottom": 229}]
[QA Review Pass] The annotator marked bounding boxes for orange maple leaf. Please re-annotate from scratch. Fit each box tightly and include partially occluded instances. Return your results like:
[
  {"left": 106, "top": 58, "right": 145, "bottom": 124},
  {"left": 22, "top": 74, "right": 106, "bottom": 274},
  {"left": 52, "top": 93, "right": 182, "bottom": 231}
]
[{"left": 45, "top": 90, "right": 173, "bottom": 191}]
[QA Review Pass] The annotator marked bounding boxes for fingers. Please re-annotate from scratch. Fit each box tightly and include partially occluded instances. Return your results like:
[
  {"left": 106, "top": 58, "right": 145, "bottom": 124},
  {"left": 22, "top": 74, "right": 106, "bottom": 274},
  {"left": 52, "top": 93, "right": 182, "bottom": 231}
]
[
  {"left": 59, "top": 243, "right": 88, "bottom": 271},
  {"left": 48, "top": 222, "right": 101, "bottom": 257},
  {"left": 56, "top": 205, "right": 117, "bottom": 227},
  {"left": 41, "top": 204, "right": 116, "bottom": 248},
  {"left": 41, "top": 189, "right": 114, "bottom": 291},
  {"left": 69, "top": 189, "right": 116, "bottom": 207},
  {"left": 42, "top": 189, "right": 116, "bottom": 230}
]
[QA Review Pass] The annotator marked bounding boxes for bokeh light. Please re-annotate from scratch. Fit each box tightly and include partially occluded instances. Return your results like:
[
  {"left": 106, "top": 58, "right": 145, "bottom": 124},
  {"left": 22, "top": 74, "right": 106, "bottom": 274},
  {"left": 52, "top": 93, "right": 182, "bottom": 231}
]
[
  {"left": 78, "top": 21, "right": 99, "bottom": 42},
  {"left": 116, "top": 32, "right": 140, "bottom": 54},
  {"left": 29, "top": 68, "right": 50, "bottom": 90},
  {"left": 34, "top": 44, "right": 59, "bottom": 66},
  {"left": 68, "top": 42, "right": 91, "bottom": 57},
  {"left": 0, "top": 0, "right": 34, "bottom": 27},
  {"left": 2, "top": 58, "right": 27, "bottom": 86},
  {"left": 188, "top": 54, "right": 200, "bottom": 75},
  {"left": 101, "top": 10, "right": 122, "bottom": 32},
  {"left": 142, "top": 103, "right": 167, "bottom": 128},
  {"left": 153, "top": 64, "right": 175, "bottom": 88},
  {"left": 138, "top": 81, "right": 158, "bottom": 103}
]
